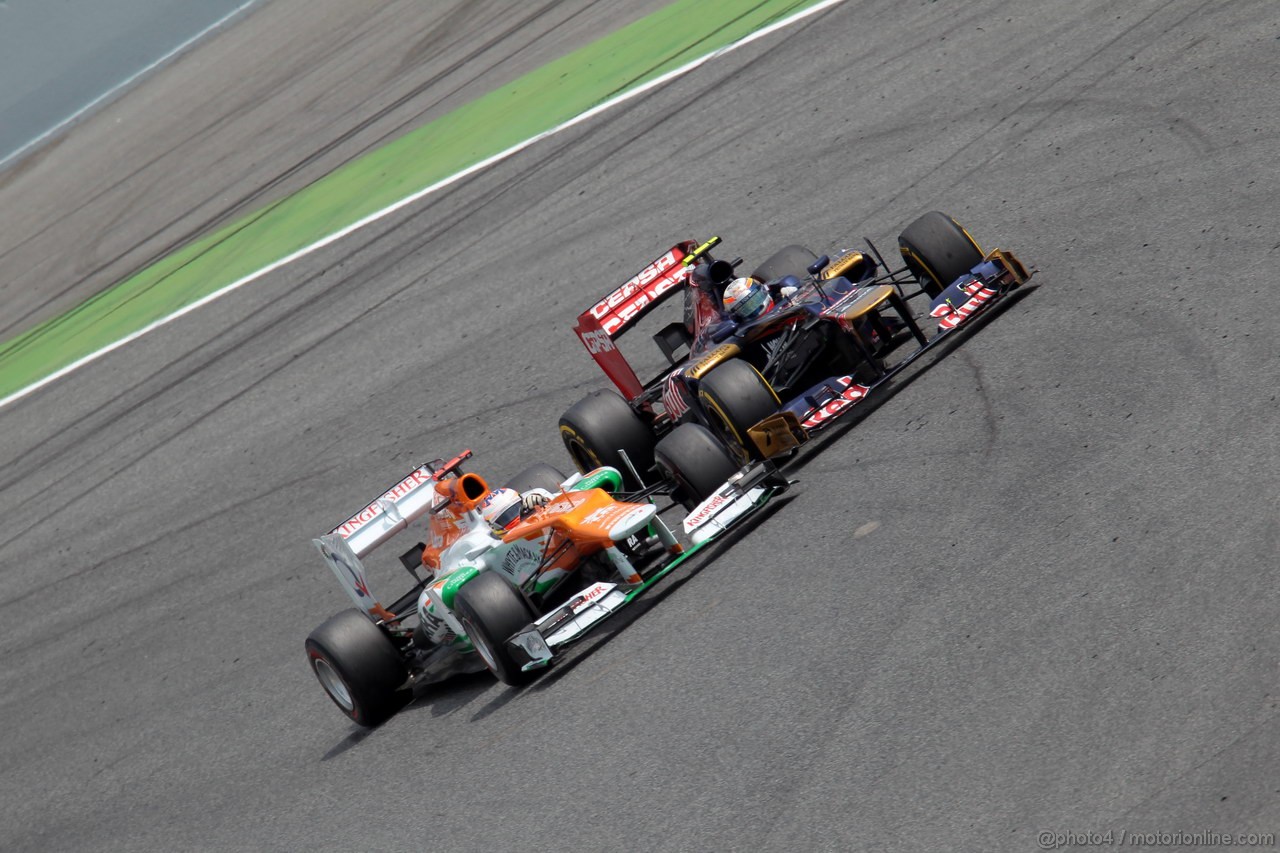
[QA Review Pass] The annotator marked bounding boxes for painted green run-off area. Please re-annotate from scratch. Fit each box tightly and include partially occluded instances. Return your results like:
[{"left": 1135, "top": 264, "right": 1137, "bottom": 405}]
[{"left": 0, "top": 0, "right": 828, "bottom": 402}]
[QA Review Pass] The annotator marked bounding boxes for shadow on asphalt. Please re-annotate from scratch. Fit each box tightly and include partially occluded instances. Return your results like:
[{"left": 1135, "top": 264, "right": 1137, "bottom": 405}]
[{"left": 320, "top": 672, "right": 499, "bottom": 758}]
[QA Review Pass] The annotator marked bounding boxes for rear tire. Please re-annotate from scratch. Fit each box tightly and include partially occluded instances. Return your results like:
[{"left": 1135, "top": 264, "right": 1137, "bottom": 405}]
[
  {"left": 697, "top": 359, "right": 781, "bottom": 463},
  {"left": 751, "top": 244, "right": 818, "bottom": 283},
  {"left": 897, "top": 211, "right": 984, "bottom": 298},
  {"left": 654, "top": 423, "right": 739, "bottom": 509},
  {"left": 503, "top": 462, "right": 566, "bottom": 495},
  {"left": 305, "top": 609, "right": 410, "bottom": 727},
  {"left": 454, "top": 572, "right": 537, "bottom": 686},
  {"left": 558, "top": 390, "right": 657, "bottom": 489}
]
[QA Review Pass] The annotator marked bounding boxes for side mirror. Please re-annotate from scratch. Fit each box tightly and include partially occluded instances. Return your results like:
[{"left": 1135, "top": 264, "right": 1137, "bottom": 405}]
[
  {"left": 771, "top": 275, "right": 802, "bottom": 300},
  {"left": 806, "top": 255, "right": 830, "bottom": 276}
]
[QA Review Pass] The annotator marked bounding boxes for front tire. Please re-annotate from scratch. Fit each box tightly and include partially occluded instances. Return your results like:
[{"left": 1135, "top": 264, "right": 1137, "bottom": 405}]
[
  {"left": 454, "top": 571, "right": 537, "bottom": 686},
  {"left": 559, "top": 390, "right": 657, "bottom": 490},
  {"left": 305, "top": 609, "right": 410, "bottom": 727},
  {"left": 697, "top": 359, "right": 781, "bottom": 463},
  {"left": 897, "top": 211, "right": 984, "bottom": 298},
  {"left": 503, "top": 462, "right": 566, "bottom": 495},
  {"left": 751, "top": 244, "right": 818, "bottom": 283},
  {"left": 654, "top": 423, "right": 738, "bottom": 509}
]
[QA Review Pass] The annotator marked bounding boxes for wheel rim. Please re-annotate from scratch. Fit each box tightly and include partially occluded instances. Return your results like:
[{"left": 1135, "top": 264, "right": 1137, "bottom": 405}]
[{"left": 312, "top": 656, "right": 354, "bottom": 712}]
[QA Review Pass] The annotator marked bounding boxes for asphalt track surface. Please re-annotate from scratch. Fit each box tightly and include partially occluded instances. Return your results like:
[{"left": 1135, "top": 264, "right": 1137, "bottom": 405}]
[{"left": 1, "top": 1, "right": 1277, "bottom": 850}]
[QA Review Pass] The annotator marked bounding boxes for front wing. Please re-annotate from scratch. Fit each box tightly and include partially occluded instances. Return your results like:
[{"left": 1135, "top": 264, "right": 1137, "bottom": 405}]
[
  {"left": 505, "top": 461, "right": 786, "bottom": 671},
  {"left": 761, "top": 248, "right": 1033, "bottom": 446}
]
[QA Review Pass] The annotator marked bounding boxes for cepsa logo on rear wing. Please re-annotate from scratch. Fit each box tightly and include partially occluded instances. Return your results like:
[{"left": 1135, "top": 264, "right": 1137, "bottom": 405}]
[
  {"left": 581, "top": 243, "right": 696, "bottom": 336},
  {"left": 573, "top": 242, "right": 698, "bottom": 400}
]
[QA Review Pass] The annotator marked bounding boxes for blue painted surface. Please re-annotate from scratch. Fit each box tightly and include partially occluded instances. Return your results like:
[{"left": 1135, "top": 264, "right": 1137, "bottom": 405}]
[{"left": 0, "top": 0, "right": 260, "bottom": 166}]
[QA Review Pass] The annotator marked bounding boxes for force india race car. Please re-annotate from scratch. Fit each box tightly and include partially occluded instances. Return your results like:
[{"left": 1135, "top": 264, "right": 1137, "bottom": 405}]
[
  {"left": 304, "top": 449, "right": 786, "bottom": 727},
  {"left": 559, "top": 211, "right": 1033, "bottom": 489}
]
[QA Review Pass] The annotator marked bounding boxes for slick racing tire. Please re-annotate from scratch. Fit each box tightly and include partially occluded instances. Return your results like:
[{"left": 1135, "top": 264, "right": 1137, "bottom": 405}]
[
  {"left": 454, "top": 571, "right": 538, "bottom": 687},
  {"left": 897, "top": 211, "right": 984, "bottom": 298},
  {"left": 697, "top": 359, "right": 781, "bottom": 464},
  {"left": 503, "top": 462, "right": 566, "bottom": 495},
  {"left": 305, "top": 609, "right": 410, "bottom": 727},
  {"left": 751, "top": 244, "right": 819, "bottom": 283},
  {"left": 654, "top": 423, "right": 739, "bottom": 510},
  {"left": 559, "top": 390, "right": 657, "bottom": 490}
]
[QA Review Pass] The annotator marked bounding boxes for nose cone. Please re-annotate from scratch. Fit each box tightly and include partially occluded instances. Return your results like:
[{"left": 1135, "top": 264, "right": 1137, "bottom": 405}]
[{"left": 607, "top": 503, "right": 657, "bottom": 542}]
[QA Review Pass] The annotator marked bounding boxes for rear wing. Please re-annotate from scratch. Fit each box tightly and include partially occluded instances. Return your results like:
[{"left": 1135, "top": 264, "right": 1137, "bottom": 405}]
[
  {"left": 312, "top": 450, "right": 472, "bottom": 618},
  {"left": 573, "top": 239, "right": 720, "bottom": 399}
]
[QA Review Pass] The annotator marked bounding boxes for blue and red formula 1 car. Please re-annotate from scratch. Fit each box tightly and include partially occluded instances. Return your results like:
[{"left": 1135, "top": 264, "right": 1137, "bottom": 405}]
[{"left": 558, "top": 211, "right": 1033, "bottom": 496}]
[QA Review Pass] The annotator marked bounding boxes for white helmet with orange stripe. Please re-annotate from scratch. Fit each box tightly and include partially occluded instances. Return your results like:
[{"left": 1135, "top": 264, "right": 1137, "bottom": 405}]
[
  {"left": 480, "top": 487, "right": 523, "bottom": 533},
  {"left": 722, "top": 276, "right": 773, "bottom": 321}
]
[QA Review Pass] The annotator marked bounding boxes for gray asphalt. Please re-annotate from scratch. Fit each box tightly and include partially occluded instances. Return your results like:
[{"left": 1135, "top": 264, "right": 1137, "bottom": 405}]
[{"left": 1, "top": 0, "right": 1277, "bottom": 851}]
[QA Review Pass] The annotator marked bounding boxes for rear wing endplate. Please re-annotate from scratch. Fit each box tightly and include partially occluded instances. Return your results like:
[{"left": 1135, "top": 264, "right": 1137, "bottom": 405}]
[
  {"left": 314, "top": 533, "right": 384, "bottom": 617},
  {"left": 310, "top": 450, "right": 473, "bottom": 619}
]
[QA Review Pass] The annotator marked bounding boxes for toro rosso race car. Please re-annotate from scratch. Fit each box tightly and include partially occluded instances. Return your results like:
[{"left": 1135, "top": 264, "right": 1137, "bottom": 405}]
[
  {"left": 305, "top": 449, "right": 785, "bottom": 726},
  {"left": 559, "top": 211, "right": 1033, "bottom": 486}
]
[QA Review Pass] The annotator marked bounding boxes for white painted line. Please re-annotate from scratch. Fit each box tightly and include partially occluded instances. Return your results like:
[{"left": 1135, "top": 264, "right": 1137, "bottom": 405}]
[
  {"left": 0, "top": 0, "right": 263, "bottom": 172},
  {"left": 0, "top": 0, "right": 847, "bottom": 411}
]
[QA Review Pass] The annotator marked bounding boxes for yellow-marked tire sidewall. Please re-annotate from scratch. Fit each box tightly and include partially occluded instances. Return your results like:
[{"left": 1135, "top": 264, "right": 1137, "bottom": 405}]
[
  {"left": 559, "top": 424, "right": 603, "bottom": 474},
  {"left": 697, "top": 360, "right": 780, "bottom": 463}
]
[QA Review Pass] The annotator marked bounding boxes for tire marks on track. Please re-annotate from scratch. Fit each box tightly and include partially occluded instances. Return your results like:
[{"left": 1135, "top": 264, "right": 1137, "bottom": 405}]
[
  {"left": 857, "top": 0, "right": 1217, "bottom": 230},
  {"left": 0, "top": 1, "right": 636, "bottom": 341}
]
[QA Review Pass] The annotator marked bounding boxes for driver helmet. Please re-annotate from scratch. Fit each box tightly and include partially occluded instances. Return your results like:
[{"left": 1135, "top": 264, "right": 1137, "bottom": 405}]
[
  {"left": 480, "top": 487, "right": 522, "bottom": 533},
  {"left": 722, "top": 276, "right": 773, "bottom": 322}
]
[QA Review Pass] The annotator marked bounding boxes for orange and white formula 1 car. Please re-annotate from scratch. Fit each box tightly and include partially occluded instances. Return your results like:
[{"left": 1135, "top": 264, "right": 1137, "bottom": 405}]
[{"left": 304, "top": 449, "right": 785, "bottom": 726}]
